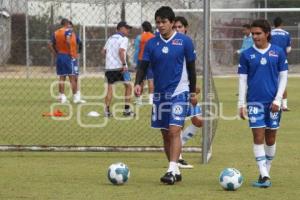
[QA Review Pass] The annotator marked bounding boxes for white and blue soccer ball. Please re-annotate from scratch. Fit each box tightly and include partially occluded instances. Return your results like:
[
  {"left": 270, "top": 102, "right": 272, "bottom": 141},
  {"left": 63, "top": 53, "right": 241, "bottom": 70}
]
[
  {"left": 219, "top": 168, "right": 243, "bottom": 191},
  {"left": 107, "top": 162, "right": 130, "bottom": 185}
]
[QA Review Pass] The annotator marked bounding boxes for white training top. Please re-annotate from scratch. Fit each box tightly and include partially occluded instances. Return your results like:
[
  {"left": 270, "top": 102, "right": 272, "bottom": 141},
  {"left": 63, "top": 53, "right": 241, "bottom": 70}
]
[{"left": 104, "top": 33, "right": 128, "bottom": 70}]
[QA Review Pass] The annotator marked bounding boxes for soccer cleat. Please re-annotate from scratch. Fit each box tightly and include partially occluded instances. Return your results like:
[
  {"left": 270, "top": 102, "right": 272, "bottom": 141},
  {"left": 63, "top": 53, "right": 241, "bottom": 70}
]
[
  {"left": 252, "top": 176, "right": 272, "bottom": 188},
  {"left": 175, "top": 174, "right": 182, "bottom": 182},
  {"left": 160, "top": 172, "right": 176, "bottom": 185},
  {"left": 282, "top": 107, "right": 291, "bottom": 112},
  {"left": 178, "top": 159, "right": 194, "bottom": 169},
  {"left": 104, "top": 111, "right": 113, "bottom": 118},
  {"left": 123, "top": 111, "right": 136, "bottom": 117}
]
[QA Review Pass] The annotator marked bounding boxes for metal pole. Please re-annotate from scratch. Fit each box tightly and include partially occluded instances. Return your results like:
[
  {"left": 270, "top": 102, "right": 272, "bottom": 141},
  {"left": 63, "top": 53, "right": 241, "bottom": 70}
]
[
  {"left": 104, "top": 0, "right": 108, "bottom": 40},
  {"left": 25, "top": 0, "right": 30, "bottom": 78},
  {"left": 202, "top": 0, "right": 210, "bottom": 164},
  {"left": 264, "top": 0, "right": 268, "bottom": 20},
  {"left": 83, "top": 24, "right": 86, "bottom": 74},
  {"left": 140, "top": 0, "right": 143, "bottom": 24}
]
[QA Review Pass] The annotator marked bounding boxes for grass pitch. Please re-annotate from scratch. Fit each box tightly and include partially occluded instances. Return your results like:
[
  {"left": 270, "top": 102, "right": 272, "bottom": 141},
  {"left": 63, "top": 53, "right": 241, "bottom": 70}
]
[{"left": 0, "top": 77, "right": 299, "bottom": 200}]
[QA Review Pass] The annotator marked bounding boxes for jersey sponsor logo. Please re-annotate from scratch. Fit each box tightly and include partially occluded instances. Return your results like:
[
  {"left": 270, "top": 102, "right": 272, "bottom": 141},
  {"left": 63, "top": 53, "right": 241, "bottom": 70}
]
[
  {"left": 269, "top": 50, "right": 278, "bottom": 57},
  {"left": 172, "top": 104, "right": 183, "bottom": 115},
  {"left": 250, "top": 54, "right": 256, "bottom": 59},
  {"left": 260, "top": 57, "right": 267, "bottom": 65},
  {"left": 172, "top": 39, "right": 183, "bottom": 45},
  {"left": 162, "top": 46, "right": 169, "bottom": 54}
]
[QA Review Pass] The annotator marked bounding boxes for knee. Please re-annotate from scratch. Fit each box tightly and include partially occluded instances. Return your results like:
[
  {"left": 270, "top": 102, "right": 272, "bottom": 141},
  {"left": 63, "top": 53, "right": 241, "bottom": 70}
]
[{"left": 191, "top": 117, "right": 202, "bottom": 127}]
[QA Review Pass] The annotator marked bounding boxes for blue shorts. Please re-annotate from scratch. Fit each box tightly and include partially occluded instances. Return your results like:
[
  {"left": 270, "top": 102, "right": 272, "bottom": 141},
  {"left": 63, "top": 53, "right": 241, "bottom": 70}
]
[
  {"left": 151, "top": 92, "right": 189, "bottom": 129},
  {"left": 137, "top": 60, "right": 153, "bottom": 80},
  {"left": 56, "top": 54, "right": 79, "bottom": 76},
  {"left": 247, "top": 103, "right": 281, "bottom": 129},
  {"left": 186, "top": 104, "right": 202, "bottom": 117}
]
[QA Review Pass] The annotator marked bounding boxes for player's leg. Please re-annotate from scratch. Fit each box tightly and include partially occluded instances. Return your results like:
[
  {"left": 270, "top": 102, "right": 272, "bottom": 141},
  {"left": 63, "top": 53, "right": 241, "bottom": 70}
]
[
  {"left": 58, "top": 76, "right": 67, "bottom": 103},
  {"left": 265, "top": 129, "right": 276, "bottom": 174},
  {"left": 179, "top": 105, "right": 202, "bottom": 169},
  {"left": 282, "top": 89, "right": 290, "bottom": 111},
  {"left": 104, "top": 71, "right": 114, "bottom": 117},
  {"left": 160, "top": 126, "right": 182, "bottom": 184},
  {"left": 72, "top": 60, "right": 86, "bottom": 104},
  {"left": 68, "top": 75, "right": 77, "bottom": 95},
  {"left": 252, "top": 128, "right": 271, "bottom": 188}
]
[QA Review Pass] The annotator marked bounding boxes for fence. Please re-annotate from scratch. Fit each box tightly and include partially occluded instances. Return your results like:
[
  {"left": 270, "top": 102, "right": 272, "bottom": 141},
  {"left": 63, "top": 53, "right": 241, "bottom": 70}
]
[
  {"left": 0, "top": 8, "right": 11, "bottom": 65},
  {"left": 0, "top": 0, "right": 300, "bottom": 159}
]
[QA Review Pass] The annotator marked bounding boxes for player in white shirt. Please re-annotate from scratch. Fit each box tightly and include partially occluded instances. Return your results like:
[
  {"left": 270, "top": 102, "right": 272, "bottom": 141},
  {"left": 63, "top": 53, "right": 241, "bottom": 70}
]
[
  {"left": 102, "top": 21, "right": 134, "bottom": 117},
  {"left": 238, "top": 19, "right": 288, "bottom": 188}
]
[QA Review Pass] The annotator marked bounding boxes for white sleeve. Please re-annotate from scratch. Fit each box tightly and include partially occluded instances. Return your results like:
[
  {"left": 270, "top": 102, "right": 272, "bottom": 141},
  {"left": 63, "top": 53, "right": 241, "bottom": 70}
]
[
  {"left": 238, "top": 74, "right": 247, "bottom": 108},
  {"left": 273, "top": 70, "right": 288, "bottom": 106},
  {"left": 120, "top": 37, "right": 128, "bottom": 50}
]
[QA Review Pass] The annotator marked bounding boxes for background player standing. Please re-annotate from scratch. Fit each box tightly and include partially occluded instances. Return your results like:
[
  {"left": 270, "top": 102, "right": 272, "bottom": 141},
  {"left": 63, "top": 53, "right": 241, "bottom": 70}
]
[{"left": 270, "top": 17, "right": 291, "bottom": 111}]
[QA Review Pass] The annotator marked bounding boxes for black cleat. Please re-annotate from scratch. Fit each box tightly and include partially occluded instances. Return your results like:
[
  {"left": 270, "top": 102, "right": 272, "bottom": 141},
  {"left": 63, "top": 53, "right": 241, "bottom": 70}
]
[
  {"left": 175, "top": 174, "right": 182, "bottom": 182},
  {"left": 123, "top": 111, "right": 136, "bottom": 117},
  {"left": 160, "top": 172, "right": 176, "bottom": 185}
]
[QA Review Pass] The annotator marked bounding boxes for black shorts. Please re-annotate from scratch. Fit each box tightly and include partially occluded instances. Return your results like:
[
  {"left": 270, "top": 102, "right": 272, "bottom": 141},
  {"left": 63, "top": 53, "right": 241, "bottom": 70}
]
[{"left": 105, "top": 70, "right": 124, "bottom": 84}]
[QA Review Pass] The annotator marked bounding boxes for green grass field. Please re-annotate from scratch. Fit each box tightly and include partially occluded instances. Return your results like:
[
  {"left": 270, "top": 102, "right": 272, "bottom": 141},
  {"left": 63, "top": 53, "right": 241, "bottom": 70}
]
[{"left": 0, "top": 77, "right": 299, "bottom": 199}]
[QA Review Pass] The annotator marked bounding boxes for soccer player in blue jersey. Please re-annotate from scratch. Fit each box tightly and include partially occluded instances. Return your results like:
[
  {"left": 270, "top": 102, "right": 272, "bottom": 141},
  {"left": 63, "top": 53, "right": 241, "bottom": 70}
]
[
  {"left": 174, "top": 16, "right": 203, "bottom": 169},
  {"left": 134, "top": 6, "right": 197, "bottom": 185},
  {"left": 238, "top": 19, "right": 288, "bottom": 188},
  {"left": 270, "top": 17, "right": 291, "bottom": 111}
]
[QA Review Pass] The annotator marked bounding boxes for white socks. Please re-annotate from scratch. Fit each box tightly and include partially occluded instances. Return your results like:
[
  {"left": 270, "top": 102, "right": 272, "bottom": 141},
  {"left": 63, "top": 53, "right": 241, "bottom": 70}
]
[
  {"left": 253, "top": 144, "right": 270, "bottom": 178},
  {"left": 181, "top": 124, "right": 198, "bottom": 145},
  {"left": 265, "top": 143, "right": 276, "bottom": 173},
  {"left": 167, "top": 161, "right": 180, "bottom": 175}
]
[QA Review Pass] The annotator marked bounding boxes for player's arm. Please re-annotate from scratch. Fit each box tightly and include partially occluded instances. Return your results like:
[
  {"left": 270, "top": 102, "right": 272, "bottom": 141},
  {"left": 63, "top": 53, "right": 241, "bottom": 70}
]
[
  {"left": 76, "top": 35, "right": 82, "bottom": 54},
  {"left": 272, "top": 51, "right": 288, "bottom": 112},
  {"left": 119, "top": 48, "right": 127, "bottom": 70},
  {"left": 48, "top": 34, "right": 57, "bottom": 56},
  {"left": 237, "top": 52, "right": 249, "bottom": 120},
  {"left": 238, "top": 74, "right": 247, "bottom": 120},
  {"left": 286, "top": 34, "right": 292, "bottom": 54},
  {"left": 186, "top": 61, "right": 197, "bottom": 105},
  {"left": 134, "top": 60, "right": 150, "bottom": 96}
]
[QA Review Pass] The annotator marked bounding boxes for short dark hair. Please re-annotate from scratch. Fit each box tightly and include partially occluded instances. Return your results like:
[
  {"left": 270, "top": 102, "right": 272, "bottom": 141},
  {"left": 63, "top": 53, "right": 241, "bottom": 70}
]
[
  {"left": 175, "top": 16, "right": 188, "bottom": 27},
  {"left": 273, "top": 17, "right": 283, "bottom": 27},
  {"left": 60, "top": 18, "right": 69, "bottom": 26},
  {"left": 154, "top": 6, "right": 175, "bottom": 22},
  {"left": 142, "top": 21, "right": 153, "bottom": 32},
  {"left": 251, "top": 19, "right": 271, "bottom": 41},
  {"left": 242, "top": 24, "right": 251, "bottom": 29}
]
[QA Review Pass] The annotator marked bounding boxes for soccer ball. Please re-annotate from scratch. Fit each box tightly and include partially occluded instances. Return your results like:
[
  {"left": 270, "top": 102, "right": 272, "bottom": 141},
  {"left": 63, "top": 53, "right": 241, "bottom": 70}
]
[
  {"left": 107, "top": 162, "right": 130, "bottom": 185},
  {"left": 219, "top": 168, "right": 243, "bottom": 191}
]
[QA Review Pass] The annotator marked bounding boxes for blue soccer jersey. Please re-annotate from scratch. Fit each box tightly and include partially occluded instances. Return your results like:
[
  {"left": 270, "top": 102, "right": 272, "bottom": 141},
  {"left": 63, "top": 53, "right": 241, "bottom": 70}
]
[
  {"left": 142, "top": 32, "right": 196, "bottom": 96},
  {"left": 270, "top": 28, "right": 291, "bottom": 56},
  {"left": 238, "top": 44, "right": 288, "bottom": 104}
]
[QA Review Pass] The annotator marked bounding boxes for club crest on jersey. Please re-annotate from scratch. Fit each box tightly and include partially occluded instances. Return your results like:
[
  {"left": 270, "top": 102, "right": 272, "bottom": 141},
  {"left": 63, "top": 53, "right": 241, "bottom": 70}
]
[
  {"left": 269, "top": 50, "right": 278, "bottom": 57},
  {"left": 172, "top": 104, "right": 183, "bottom": 115},
  {"left": 260, "top": 57, "right": 267, "bottom": 65},
  {"left": 172, "top": 39, "right": 183, "bottom": 45},
  {"left": 162, "top": 46, "right": 169, "bottom": 54},
  {"left": 250, "top": 54, "right": 255, "bottom": 59}
]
